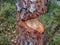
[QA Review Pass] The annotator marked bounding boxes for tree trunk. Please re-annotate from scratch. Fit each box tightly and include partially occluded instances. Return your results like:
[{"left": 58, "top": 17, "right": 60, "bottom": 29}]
[{"left": 12, "top": 0, "right": 47, "bottom": 45}]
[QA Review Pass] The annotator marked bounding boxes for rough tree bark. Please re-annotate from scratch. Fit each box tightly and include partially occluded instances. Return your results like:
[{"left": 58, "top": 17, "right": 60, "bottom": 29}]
[{"left": 12, "top": 0, "right": 48, "bottom": 45}]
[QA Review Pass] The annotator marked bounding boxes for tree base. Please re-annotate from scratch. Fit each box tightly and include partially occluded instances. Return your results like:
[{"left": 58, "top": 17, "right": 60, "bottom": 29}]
[{"left": 12, "top": 19, "right": 46, "bottom": 45}]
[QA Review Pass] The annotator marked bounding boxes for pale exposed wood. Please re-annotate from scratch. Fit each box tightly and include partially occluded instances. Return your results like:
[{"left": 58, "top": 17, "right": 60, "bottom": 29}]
[{"left": 25, "top": 19, "right": 44, "bottom": 33}]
